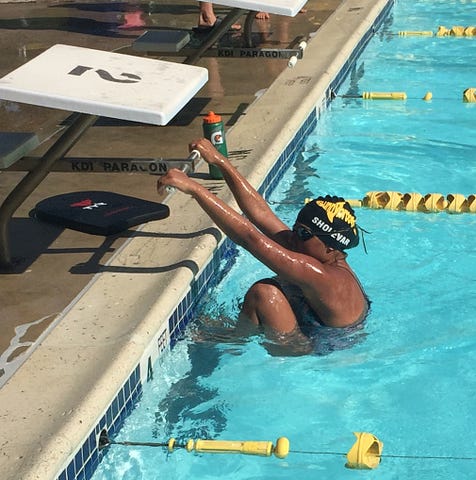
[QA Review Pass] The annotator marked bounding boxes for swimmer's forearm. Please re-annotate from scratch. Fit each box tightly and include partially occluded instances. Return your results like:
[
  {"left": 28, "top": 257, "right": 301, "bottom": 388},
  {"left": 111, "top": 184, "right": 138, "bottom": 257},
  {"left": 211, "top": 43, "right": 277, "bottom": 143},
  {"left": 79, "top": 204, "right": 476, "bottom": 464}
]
[
  {"left": 190, "top": 137, "right": 263, "bottom": 210},
  {"left": 158, "top": 168, "right": 271, "bottom": 250},
  {"left": 217, "top": 159, "right": 267, "bottom": 211},
  {"left": 218, "top": 161, "right": 289, "bottom": 237},
  {"left": 174, "top": 176, "right": 318, "bottom": 283},
  {"left": 189, "top": 181, "right": 262, "bottom": 248},
  {"left": 190, "top": 138, "right": 286, "bottom": 234},
  {"left": 202, "top": 148, "right": 280, "bottom": 228}
]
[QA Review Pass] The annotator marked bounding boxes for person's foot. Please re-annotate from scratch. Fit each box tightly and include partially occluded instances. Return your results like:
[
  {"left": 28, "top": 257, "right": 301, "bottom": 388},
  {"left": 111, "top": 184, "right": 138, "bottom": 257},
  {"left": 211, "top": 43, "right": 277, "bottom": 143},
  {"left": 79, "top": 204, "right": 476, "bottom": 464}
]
[
  {"left": 253, "top": 9, "right": 305, "bottom": 22},
  {"left": 255, "top": 11, "right": 270, "bottom": 20},
  {"left": 118, "top": 11, "right": 145, "bottom": 29},
  {"left": 197, "top": 14, "right": 241, "bottom": 31}
]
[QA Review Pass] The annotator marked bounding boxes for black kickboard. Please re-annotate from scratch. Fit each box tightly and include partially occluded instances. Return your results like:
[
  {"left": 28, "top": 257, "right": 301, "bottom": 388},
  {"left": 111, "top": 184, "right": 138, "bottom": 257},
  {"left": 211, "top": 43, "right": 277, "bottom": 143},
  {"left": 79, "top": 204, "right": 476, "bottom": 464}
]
[{"left": 32, "top": 191, "right": 169, "bottom": 235}]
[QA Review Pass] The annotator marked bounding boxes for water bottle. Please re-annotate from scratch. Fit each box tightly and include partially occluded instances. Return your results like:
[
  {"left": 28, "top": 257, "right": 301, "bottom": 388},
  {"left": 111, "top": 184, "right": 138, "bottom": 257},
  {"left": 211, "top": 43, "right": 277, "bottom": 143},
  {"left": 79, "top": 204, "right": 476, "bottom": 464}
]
[{"left": 202, "top": 111, "right": 228, "bottom": 179}]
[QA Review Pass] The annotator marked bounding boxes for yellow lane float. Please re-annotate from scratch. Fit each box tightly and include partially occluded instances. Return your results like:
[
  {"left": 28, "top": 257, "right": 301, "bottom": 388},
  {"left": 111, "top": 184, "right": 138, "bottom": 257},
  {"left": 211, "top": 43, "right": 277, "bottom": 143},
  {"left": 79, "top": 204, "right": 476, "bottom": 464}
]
[
  {"left": 398, "top": 30, "right": 433, "bottom": 36},
  {"left": 463, "top": 87, "right": 476, "bottom": 103},
  {"left": 181, "top": 437, "right": 290, "bottom": 458},
  {"left": 103, "top": 431, "right": 290, "bottom": 459},
  {"left": 347, "top": 191, "right": 476, "bottom": 213},
  {"left": 436, "top": 25, "right": 476, "bottom": 37},
  {"left": 340, "top": 89, "right": 474, "bottom": 102},
  {"left": 398, "top": 26, "right": 476, "bottom": 36},
  {"left": 346, "top": 432, "right": 383, "bottom": 469},
  {"left": 362, "top": 91, "right": 407, "bottom": 100}
]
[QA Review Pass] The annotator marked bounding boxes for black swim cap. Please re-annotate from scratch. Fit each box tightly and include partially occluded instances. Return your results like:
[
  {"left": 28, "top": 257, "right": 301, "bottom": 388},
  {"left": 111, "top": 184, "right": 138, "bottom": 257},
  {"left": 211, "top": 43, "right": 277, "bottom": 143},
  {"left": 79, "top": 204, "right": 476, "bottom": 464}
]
[{"left": 296, "top": 195, "right": 359, "bottom": 250}]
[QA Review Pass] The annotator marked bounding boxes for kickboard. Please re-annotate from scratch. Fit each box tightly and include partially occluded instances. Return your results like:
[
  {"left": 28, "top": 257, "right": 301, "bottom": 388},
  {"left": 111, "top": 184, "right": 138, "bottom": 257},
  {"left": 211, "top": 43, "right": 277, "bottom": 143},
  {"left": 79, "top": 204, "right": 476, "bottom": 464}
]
[{"left": 32, "top": 191, "right": 169, "bottom": 235}]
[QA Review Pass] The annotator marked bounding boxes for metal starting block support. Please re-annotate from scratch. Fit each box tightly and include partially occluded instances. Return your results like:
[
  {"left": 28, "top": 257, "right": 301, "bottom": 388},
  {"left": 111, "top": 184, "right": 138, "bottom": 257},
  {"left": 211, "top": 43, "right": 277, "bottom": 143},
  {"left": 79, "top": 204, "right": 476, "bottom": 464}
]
[
  {"left": 217, "top": 40, "right": 308, "bottom": 67},
  {"left": 133, "top": 29, "right": 308, "bottom": 68},
  {"left": 212, "top": 43, "right": 306, "bottom": 62}
]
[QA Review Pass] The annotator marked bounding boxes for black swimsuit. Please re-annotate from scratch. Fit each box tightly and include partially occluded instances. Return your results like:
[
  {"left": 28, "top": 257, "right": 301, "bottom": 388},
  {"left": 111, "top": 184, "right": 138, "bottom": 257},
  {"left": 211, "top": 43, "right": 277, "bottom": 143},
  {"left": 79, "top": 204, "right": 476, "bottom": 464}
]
[
  {"left": 257, "top": 275, "right": 371, "bottom": 354},
  {"left": 256, "top": 273, "right": 370, "bottom": 325}
]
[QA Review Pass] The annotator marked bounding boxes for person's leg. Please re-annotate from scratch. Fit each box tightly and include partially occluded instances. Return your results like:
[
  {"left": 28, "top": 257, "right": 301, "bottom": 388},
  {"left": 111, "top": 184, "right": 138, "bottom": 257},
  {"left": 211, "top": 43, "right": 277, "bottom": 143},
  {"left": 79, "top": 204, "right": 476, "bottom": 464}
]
[
  {"left": 198, "top": 2, "right": 241, "bottom": 30},
  {"left": 198, "top": 2, "right": 215, "bottom": 27},
  {"left": 238, "top": 280, "right": 299, "bottom": 334}
]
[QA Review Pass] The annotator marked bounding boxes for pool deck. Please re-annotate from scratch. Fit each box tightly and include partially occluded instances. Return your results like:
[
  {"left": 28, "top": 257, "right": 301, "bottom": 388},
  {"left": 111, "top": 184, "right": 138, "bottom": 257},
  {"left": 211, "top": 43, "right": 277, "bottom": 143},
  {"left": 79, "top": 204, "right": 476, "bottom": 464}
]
[{"left": 0, "top": 0, "right": 390, "bottom": 479}]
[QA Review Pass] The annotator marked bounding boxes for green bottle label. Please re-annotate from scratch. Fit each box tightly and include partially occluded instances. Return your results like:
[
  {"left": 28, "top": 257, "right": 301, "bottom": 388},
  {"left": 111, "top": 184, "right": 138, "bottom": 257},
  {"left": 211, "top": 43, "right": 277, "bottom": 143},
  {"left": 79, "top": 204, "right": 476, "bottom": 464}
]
[{"left": 203, "top": 121, "right": 227, "bottom": 179}]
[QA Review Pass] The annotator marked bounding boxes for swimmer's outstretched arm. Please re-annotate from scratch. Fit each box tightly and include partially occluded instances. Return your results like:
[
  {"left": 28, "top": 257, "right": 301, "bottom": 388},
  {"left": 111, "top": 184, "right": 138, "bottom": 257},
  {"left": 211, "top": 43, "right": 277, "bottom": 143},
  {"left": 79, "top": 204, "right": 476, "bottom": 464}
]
[
  {"left": 157, "top": 168, "right": 320, "bottom": 282},
  {"left": 189, "top": 138, "right": 288, "bottom": 238},
  {"left": 158, "top": 168, "right": 269, "bottom": 251}
]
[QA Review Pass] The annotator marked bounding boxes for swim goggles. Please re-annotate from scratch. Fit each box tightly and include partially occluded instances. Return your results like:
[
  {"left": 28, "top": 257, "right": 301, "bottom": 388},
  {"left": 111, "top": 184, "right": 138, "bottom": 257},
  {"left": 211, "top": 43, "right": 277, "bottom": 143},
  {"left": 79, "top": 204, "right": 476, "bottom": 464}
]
[
  {"left": 292, "top": 224, "right": 315, "bottom": 241},
  {"left": 292, "top": 223, "right": 369, "bottom": 253}
]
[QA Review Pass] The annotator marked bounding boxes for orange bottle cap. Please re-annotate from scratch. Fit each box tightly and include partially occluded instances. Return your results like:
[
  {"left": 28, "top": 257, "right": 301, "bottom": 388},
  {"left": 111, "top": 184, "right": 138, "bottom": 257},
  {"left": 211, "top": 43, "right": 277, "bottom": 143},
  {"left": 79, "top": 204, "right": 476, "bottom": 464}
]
[{"left": 203, "top": 111, "right": 222, "bottom": 123}]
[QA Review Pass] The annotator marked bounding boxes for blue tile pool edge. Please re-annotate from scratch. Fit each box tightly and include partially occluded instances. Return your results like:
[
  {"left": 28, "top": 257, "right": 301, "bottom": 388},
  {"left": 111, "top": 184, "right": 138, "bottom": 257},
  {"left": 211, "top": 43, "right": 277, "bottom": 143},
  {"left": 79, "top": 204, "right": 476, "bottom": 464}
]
[{"left": 56, "top": 1, "right": 394, "bottom": 479}]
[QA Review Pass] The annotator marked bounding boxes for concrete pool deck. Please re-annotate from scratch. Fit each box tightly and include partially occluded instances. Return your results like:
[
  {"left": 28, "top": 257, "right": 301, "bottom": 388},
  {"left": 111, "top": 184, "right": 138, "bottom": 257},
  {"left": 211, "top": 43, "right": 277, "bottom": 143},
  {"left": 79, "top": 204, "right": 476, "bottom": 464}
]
[{"left": 0, "top": 0, "right": 391, "bottom": 478}]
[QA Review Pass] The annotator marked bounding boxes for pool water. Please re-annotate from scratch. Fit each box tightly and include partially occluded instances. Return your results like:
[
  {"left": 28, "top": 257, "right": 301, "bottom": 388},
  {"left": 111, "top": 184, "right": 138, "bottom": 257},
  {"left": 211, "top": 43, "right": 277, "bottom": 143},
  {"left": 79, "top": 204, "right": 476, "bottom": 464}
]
[{"left": 92, "top": 1, "right": 476, "bottom": 478}]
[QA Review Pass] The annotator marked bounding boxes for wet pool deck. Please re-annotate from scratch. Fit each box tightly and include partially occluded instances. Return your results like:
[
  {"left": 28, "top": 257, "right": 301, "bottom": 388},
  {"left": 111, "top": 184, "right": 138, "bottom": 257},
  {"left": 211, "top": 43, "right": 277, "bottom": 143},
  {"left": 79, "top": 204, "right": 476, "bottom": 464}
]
[{"left": 0, "top": 0, "right": 390, "bottom": 479}]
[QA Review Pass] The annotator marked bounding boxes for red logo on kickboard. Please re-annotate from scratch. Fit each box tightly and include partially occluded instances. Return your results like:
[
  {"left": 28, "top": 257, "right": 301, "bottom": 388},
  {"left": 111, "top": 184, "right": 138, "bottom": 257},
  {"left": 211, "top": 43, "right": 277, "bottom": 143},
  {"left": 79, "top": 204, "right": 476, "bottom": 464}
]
[
  {"left": 71, "top": 199, "right": 107, "bottom": 210},
  {"left": 71, "top": 199, "right": 93, "bottom": 208}
]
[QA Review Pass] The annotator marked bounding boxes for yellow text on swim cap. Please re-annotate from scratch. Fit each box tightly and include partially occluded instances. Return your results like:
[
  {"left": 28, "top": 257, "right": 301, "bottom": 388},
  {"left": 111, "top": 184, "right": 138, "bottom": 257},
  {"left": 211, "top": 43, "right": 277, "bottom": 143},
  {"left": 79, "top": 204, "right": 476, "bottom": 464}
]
[{"left": 315, "top": 200, "right": 356, "bottom": 227}]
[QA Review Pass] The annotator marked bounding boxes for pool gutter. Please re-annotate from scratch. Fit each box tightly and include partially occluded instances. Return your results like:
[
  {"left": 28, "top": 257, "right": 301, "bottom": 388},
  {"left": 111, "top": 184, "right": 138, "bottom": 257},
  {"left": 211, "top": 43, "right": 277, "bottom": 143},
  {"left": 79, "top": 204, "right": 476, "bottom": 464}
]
[{"left": 0, "top": 1, "right": 392, "bottom": 479}]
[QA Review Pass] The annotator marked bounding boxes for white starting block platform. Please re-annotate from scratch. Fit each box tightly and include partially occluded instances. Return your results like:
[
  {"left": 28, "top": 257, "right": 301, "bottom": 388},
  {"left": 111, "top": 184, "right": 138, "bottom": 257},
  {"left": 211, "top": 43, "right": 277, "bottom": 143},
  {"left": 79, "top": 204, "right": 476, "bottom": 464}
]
[
  {"left": 0, "top": 44, "right": 208, "bottom": 126},
  {"left": 211, "top": 0, "right": 307, "bottom": 16}
]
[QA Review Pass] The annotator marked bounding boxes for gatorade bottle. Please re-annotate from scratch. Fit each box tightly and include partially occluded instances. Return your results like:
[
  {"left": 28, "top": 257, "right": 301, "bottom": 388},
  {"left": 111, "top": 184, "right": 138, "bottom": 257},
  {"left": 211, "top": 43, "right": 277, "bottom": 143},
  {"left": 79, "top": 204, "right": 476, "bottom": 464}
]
[{"left": 202, "top": 111, "right": 228, "bottom": 179}]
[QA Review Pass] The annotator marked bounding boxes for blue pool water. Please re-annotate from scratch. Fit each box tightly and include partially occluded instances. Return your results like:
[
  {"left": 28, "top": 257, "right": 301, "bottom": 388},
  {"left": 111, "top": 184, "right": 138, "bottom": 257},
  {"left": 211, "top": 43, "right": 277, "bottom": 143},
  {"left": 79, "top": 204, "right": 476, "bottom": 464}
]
[{"left": 92, "top": 1, "right": 476, "bottom": 478}]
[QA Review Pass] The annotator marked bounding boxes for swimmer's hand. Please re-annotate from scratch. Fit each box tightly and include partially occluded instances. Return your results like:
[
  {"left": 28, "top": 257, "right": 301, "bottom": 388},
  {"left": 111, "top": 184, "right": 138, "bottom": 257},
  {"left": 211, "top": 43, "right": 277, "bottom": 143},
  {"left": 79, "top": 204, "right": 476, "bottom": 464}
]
[
  {"left": 189, "top": 138, "right": 226, "bottom": 168},
  {"left": 157, "top": 168, "right": 198, "bottom": 195}
]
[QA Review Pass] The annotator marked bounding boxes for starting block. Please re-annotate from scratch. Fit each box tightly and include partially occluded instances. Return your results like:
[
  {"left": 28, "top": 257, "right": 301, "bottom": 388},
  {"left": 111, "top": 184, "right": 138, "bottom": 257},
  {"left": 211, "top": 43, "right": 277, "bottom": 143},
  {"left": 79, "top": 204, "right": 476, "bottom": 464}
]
[{"left": 132, "top": 0, "right": 309, "bottom": 67}]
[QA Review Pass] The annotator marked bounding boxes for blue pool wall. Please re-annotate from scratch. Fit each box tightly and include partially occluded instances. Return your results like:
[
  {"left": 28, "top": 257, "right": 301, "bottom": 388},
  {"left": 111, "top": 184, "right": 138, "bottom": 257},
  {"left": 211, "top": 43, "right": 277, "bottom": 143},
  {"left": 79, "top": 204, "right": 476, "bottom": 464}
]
[{"left": 56, "top": 1, "right": 394, "bottom": 479}]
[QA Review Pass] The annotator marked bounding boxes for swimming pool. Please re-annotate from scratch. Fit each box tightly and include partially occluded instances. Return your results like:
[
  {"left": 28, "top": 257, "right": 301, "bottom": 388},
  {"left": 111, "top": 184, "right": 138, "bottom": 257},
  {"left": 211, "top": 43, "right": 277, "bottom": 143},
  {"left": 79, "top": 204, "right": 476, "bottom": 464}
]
[{"left": 92, "top": 1, "right": 476, "bottom": 478}]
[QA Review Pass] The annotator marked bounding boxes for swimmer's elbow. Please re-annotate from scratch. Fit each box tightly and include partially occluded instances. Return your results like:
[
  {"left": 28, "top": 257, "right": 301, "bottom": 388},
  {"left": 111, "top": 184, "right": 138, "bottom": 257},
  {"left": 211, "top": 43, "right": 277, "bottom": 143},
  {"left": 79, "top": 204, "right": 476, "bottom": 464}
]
[{"left": 235, "top": 229, "right": 272, "bottom": 254}]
